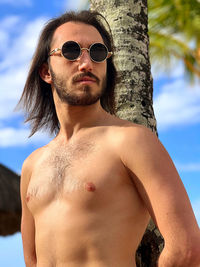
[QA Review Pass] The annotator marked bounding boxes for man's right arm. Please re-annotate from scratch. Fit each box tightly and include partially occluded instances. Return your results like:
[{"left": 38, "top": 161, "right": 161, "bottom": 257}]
[
  {"left": 20, "top": 156, "right": 37, "bottom": 267},
  {"left": 119, "top": 125, "right": 200, "bottom": 266}
]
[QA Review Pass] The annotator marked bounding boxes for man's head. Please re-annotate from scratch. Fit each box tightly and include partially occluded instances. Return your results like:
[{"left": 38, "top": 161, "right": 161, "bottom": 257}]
[
  {"left": 18, "top": 10, "right": 117, "bottom": 136},
  {"left": 42, "top": 21, "right": 109, "bottom": 108}
]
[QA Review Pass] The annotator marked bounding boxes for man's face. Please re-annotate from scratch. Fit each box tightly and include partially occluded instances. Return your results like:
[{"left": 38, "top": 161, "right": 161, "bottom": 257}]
[{"left": 48, "top": 22, "right": 107, "bottom": 106}]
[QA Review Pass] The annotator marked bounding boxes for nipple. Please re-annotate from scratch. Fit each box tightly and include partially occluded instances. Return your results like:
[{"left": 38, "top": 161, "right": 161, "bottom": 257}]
[
  {"left": 26, "top": 194, "right": 30, "bottom": 202},
  {"left": 85, "top": 182, "right": 96, "bottom": 192}
]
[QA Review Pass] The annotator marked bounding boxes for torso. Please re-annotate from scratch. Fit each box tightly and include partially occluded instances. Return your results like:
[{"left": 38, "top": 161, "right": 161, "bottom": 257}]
[{"left": 26, "top": 124, "right": 150, "bottom": 267}]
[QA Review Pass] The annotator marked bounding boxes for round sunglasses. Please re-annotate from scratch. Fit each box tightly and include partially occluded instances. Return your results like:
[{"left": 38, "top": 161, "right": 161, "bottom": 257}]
[{"left": 49, "top": 41, "right": 113, "bottom": 63}]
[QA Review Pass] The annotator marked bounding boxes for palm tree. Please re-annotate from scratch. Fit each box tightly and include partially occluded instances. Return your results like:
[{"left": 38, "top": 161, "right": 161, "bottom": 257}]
[
  {"left": 149, "top": 0, "right": 200, "bottom": 81},
  {"left": 90, "top": 0, "right": 157, "bottom": 129},
  {"left": 82, "top": 0, "right": 200, "bottom": 81},
  {"left": 90, "top": 1, "right": 161, "bottom": 266}
]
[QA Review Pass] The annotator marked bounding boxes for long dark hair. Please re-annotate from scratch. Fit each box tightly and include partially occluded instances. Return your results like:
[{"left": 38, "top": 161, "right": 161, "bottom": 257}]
[{"left": 17, "top": 10, "right": 117, "bottom": 137}]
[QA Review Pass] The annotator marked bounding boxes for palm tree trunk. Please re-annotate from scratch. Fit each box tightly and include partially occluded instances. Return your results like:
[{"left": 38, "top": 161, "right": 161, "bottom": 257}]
[
  {"left": 90, "top": 0, "right": 156, "bottom": 131},
  {"left": 90, "top": 0, "right": 164, "bottom": 266}
]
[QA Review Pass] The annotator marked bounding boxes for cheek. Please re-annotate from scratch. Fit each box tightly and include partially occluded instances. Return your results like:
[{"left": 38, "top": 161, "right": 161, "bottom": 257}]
[
  {"left": 99, "top": 63, "right": 107, "bottom": 78},
  {"left": 104, "top": 62, "right": 107, "bottom": 73}
]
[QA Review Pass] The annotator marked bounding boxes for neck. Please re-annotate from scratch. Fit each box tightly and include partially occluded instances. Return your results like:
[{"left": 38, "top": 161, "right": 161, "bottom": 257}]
[{"left": 53, "top": 93, "right": 109, "bottom": 141}]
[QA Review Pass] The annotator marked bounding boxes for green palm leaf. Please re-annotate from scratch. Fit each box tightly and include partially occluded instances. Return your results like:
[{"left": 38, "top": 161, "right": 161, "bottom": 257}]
[
  {"left": 149, "top": 0, "right": 200, "bottom": 81},
  {"left": 83, "top": 0, "right": 200, "bottom": 81}
]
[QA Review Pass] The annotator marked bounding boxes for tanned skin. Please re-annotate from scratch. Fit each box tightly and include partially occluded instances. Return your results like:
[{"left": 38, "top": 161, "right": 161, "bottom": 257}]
[{"left": 21, "top": 22, "right": 200, "bottom": 267}]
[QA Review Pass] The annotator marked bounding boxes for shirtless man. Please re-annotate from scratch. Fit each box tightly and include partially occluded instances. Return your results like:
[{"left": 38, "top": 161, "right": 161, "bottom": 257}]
[{"left": 20, "top": 10, "right": 200, "bottom": 267}]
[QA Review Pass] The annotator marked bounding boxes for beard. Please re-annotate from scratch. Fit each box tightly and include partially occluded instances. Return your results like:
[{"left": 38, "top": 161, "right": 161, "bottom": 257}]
[{"left": 50, "top": 68, "right": 106, "bottom": 106}]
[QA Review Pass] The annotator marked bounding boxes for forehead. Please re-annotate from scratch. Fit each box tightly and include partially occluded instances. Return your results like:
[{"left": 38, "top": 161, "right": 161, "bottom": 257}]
[{"left": 52, "top": 22, "right": 104, "bottom": 47}]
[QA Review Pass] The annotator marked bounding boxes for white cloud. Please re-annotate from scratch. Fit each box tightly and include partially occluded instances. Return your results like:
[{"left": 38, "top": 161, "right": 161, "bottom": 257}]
[
  {"left": 192, "top": 198, "right": 200, "bottom": 226},
  {"left": 0, "top": 16, "right": 47, "bottom": 119},
  {"left": 0, "top": 31, "right": 8, "bottom": 52},
  {"left": 0, "top": 0, "right": 32, "bottom": 6},
  {"left": 61, "top": 0, "right": 89, "bottom": 11},
  {"left": 0, "top": 15, "right": 20, "bottom": 29},
  {"left": 152, "top": 61, "right": 184, "bottom": 80},
  {"left": 0, "top": 17, "right": 47, "bottom": 72},
  {"left": 154, "top": 78, "right": 200, "bottom": 130},
  {"left": 0, "top": 16, "right": 21, "bottom": 53},
  {"left": 0, "top": 127, "right": 52, "bottom": 147},
  {"left": 175, "top": 162, "right": 200, "bottom": 172},
  {"left": 0, "top": 15, "right": 52, "bottom": 148},
  {"left": 0, "top": 66, "right": 29, "bottom": 119},
  {"left": 0, "top": 127, "right": 30, "bottom": 147}
]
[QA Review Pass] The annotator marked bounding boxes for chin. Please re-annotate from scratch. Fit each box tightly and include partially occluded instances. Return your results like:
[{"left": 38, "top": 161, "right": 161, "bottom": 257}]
[{"left": 65, "top": 91, "right": 102, "bottom": 106}]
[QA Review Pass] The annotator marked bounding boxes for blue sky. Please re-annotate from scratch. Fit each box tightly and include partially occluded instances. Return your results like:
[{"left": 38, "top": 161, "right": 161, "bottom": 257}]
[{"left": 0, "top": 0, "right": 199, "bottom": 266}]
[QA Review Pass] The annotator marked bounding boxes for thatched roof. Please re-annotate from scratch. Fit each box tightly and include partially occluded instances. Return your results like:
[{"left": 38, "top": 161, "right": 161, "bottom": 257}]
[{"left": 0, "top": 164, "right": 21, "bottom": 236}]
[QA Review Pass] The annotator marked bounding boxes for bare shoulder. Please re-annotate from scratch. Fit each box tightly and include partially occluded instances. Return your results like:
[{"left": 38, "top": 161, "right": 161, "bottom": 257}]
[
  {"left": 109, "top": 121, "right": 173, "bottom": 176},
  {"left": 20, "top": 144, "right": 50, "bottom": 207},
  {"left": 121, "top": 123, "right": 161, "bottom": 154},
  {"left": 120, "top": 122, "right": 156, "bottom": 139},
  {"left": 107, "top": 119, "right": 159, "bottom": 154},
  {"left": 21, "top": 145, "right": 47, "bottom": 185}
]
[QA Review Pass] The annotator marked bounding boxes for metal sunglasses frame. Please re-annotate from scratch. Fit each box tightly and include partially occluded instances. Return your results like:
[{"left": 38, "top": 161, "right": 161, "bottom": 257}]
[{"left": 49, "top": 41, "right": 113, "bottom": 63}]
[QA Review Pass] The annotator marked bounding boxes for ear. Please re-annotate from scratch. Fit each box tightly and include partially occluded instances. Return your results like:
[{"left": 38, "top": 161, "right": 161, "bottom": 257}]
[{"left": 39, "top": 63, "right": 52, "bottom": 84}]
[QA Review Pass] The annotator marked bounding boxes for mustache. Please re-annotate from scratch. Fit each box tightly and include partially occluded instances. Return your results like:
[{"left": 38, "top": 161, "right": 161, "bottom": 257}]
[{"left": 72, "top": 72, "right": 100, "bottom": 84}]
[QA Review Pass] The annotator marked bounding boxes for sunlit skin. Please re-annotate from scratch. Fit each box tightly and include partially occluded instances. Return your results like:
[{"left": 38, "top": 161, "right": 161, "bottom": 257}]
[
  {"left": 48, "top": 22, "right": 107, "bottom": 112},
  {"left": 20, "top": 22, "right": 200, "bottom": 267}
]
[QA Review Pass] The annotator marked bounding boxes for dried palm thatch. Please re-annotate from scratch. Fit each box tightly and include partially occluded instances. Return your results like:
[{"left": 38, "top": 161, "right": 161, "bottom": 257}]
[{"left": 0, "top": 164, "right": 21, "bottom": 236}]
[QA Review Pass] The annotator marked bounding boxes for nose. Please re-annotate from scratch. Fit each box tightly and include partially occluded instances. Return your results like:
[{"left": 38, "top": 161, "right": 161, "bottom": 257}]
[{"left": 78, "top": 49, "right": 93, "bottom": 72}]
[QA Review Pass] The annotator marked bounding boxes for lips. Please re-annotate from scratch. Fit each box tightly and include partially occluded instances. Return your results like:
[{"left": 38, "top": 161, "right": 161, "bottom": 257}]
[
  {"left": 72, "top": 72, "right": 100, "bottom": 85},
  {"left": 76, "top": 76, "right": 96, "bottom": 83}
]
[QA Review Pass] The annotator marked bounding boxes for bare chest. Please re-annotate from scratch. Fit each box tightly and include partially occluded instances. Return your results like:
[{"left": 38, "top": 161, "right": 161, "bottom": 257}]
[{"left": 26, "top": 140, "right": 127, "bottom": 214}]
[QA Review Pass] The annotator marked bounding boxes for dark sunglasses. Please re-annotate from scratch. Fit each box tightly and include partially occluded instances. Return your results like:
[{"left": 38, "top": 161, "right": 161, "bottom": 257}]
[{"left": 49, "top": 41, "right": 112, "bottom": 63}]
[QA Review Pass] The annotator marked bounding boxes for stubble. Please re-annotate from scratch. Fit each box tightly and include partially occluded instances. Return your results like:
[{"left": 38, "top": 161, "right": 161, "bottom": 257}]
[{"left": 49, "top": 67, "right": 106, "bottom": 106}]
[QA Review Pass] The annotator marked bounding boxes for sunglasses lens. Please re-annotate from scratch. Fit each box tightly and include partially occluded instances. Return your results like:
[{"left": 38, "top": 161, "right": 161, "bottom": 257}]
[
  {"left": 62, "top": 41, "right": 80, "bottom": 60},
  {"left": 90, "top": 43, "right": 108, "bottom": 62}
]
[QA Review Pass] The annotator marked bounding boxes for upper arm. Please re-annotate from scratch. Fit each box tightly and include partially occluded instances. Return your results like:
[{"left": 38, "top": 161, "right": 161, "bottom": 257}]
[
  {"left": 120, "top": 125, "right": 200, "bottom": 249},
  {"left": 20, "top": 156, "right": 37, "bottom": 265}
]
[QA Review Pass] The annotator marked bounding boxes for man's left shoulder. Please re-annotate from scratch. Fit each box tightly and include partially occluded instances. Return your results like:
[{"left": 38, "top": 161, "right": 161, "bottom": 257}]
[{"left": 108, "top": 120, "right": 157, "bottom": 145}]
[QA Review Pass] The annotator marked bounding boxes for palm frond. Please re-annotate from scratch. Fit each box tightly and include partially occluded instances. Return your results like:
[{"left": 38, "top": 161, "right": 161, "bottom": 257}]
[{"left": 148, "top": 0, "right": 200, "bottom": 81}]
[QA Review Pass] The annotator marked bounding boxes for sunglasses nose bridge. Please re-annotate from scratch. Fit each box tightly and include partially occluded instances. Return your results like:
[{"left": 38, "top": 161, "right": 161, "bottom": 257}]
[
  {"left": 80, "top": 47, "right": 90, "bottom": 57},
  {"left": 81, "top": 47, "right": 90, "bottom": 52},
  {"left": 79, "top": 47, "right": 92, "bottom": 62}
]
